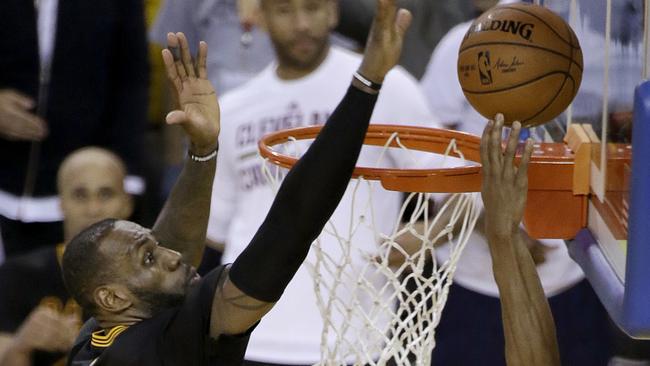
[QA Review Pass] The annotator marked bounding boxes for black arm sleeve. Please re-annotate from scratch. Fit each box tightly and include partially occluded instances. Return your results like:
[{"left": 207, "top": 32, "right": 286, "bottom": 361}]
[{"left": 229, "top": 85, "right": 378, "bottom": 302}]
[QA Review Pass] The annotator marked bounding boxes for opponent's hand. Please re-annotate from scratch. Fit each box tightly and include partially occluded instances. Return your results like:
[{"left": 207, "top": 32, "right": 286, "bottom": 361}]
[
  {"left": 358, "top": 0, "right": 412, "bottom": 83},
  {"left": 0, "top": 89, "right": 47, "bottom": 141},
  {"left": 12, "top": 305, "right": 80, "bottom": 354},
  {"left": 162, "top": 32, "right": 220, "bottom": 156},
  {"left": 480, "top": 114, "right": 534, "bottom": 242}
]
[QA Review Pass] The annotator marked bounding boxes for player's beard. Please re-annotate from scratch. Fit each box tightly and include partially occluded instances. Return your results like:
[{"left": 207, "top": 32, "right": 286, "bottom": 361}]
[{"left": 129, "top": 286, "right": 186, "bottom": 315}]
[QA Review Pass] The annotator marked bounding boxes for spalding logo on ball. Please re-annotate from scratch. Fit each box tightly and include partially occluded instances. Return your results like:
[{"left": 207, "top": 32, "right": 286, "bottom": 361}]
[{"left": 458, "top": 3, "right": 583, "bottom": 127}]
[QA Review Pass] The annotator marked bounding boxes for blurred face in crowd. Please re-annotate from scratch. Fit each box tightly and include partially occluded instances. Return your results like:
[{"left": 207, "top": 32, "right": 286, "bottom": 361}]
[
  {"left": 260, "top": 0, "right": 338, "bottom": 75},
  {"left": 58, "top": 148, "right": 133, "bottom": 240}
]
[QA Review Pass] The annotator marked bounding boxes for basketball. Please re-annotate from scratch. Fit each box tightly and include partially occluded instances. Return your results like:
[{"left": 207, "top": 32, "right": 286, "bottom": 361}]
[{"left": 457, "top": 3, "right": 583, "bottom": 127}]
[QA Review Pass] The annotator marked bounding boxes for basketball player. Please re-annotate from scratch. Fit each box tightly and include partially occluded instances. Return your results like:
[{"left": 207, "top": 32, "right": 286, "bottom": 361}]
[
  {"left": 481, "top": 115, "right": 561, "bottom": 366},
  {"left": 419, "top": 1, "right": 612, "bottom": 364},
  {"left": 0, "top": 147, "right": 133, "bottom": 366},
  {"left": 60, "top": 1, "right": 560, "bottom": 365},
  {"left": 62, "top": 1, "right": 415, "bottom": 364}
]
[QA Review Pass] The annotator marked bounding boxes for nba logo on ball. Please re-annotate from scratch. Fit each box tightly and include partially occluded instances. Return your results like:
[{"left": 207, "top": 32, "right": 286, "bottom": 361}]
[
  {"left": 478, "top": 51, "right": 493, "bottom": 85},
  {"left": 457, "top": 3, "right": 583, "bottom": 127}
]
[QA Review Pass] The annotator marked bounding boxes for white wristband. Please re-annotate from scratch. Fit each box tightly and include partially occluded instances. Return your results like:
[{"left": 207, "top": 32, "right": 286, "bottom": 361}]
[
  {"left": 353, "top": 71, "right": 382, "bottom": 91},
  {"left": 188, "top": 145, "right": 218, "bottom": 162}
]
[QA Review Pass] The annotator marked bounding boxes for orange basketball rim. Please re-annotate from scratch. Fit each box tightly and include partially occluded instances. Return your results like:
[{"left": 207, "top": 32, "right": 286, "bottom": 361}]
[{"left": 258, "top": 124, "right": 590, "bottom": 240}]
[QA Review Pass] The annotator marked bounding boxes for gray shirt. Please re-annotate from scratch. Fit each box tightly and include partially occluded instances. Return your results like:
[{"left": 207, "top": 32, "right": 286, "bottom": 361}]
[{"left": 150, "top": 0, "right": 274, "bottom": 93}]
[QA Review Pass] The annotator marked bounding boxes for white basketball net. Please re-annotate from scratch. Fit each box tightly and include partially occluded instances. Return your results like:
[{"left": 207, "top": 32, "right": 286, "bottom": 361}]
[{"left": 262, "top": 132, "right": 480, "bottom": 366}]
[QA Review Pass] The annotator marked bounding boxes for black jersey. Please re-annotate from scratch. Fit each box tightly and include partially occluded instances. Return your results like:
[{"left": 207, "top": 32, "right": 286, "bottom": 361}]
[{"left": 67, "top": 265, "right": 253, "bottom": 366}]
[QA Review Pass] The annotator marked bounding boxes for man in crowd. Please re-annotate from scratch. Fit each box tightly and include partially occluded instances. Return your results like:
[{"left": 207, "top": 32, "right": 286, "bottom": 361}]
[
  {"left": 0, "top": 147, "right": 133, "bottom": 365},
  {"left": 0, "top": 0, "right": 148, "bottom": 258}
]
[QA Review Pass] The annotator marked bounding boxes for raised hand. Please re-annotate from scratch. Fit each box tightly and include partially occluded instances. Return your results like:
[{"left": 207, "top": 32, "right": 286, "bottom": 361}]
[
  {"left": 0, "top": 89, "right": 47, "bottom": 141},
  {"left": 162, "top": 32, "right": 220, "bottom": 155},
  {"left": 480, "top": 114, "right": 534, "bottom": 242},
  {"left": 358, "top": 0, "right": 413, "bottom": 83},
  {"left": 480, "top": 115, "right": 561, "bottom": 366}
]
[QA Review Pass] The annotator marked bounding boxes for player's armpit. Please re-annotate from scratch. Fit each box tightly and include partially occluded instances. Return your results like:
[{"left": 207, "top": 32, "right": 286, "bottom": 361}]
[{"left": 209, "top": 268, "right": 274, "bottom": 338}]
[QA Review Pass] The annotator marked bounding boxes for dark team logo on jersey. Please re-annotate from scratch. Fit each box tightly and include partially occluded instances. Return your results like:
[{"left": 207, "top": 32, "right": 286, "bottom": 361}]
[
  {"left": 471, "top": 20, "right": 535, "bottom": 41},
  {"left": 478, "top": 51, "right": 493, "bottom": 85}
]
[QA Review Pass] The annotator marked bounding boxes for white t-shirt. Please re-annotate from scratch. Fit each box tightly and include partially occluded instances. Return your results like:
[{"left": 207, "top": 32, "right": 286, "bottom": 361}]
[
  {"left": 208, "top": 46, "right": 440, "bottom": 364},
  {"left": 420, "top": 21, "right": 585, "bottom": 297}
]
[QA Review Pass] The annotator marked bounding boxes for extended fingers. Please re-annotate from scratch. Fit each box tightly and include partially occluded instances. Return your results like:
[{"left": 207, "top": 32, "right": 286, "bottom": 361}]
[
  {"left": 178, "top": 32, "right": 196, "bottom": 78},
  {"left": 503, "top": 121, "right": 521, "bottom": 179},
  {"left": 480, "top": 119, "right": 493, "bottom": 175},
  {"left": 197, "top": 41, "right": 208, "bottom": 79},
  {"left": 516, "top": 138, "right": 534, "bottom": 189},
  {"left": 376, "top": 0, "right": 396, "bottom": 29},
  {"left": 489, "top": 113, "right": 504, "bottom": 170},
  {"left": 162, "top": 48, "right": 182, "bottom": 92},
  {"left": 167, "top": 33, "right": 187, "bottom": 81},
  {"left": 395, "top": 8, "right": 412, "bottom": 37}
]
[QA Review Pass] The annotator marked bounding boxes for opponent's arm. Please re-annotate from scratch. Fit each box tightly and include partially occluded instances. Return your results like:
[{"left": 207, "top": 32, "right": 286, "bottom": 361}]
[
  {"left": 481, "top": 116, "right": 560, "bottom": 366},
  {"left": 210, "top": 0, "right": 413, "bottom": 336},
  {"left": 153, "top": 33, "right": 220, "bottom": 267}
]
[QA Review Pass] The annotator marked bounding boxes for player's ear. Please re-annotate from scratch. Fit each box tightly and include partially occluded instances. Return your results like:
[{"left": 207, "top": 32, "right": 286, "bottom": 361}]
[
  {"left": 327, "top": 0, "right": 339, "bottom": 30},
  {"left": 94, "top": 285, "right": 132, "bottom": 313}
]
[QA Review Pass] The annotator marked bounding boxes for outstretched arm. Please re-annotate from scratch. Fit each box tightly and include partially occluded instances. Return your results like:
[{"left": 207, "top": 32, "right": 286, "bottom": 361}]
[
  {"left": 153, "top": 33, "right": 220, "bottom": 267},
  {"left": 210, "top": 0, "right": 413, "bottom": 336},
  {"left": 481, "top": 115, "right": 560, "bottom": 366}
]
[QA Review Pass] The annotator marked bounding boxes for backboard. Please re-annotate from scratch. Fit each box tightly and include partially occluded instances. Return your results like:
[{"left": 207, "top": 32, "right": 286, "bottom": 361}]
[{"left": 538, "top": 0, "right": 650, "bottom": 338}]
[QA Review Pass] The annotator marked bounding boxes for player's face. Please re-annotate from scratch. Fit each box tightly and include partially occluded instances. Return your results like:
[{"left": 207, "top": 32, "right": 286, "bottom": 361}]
[
  {"left": 102, "top": 221, "right": 200, "bottom": 314},
  {"left": 260, "top": 0, "right": 337, "bottom": 70},
  {"left": 60, "top": 164, "right": 132, "bottom": 238}
]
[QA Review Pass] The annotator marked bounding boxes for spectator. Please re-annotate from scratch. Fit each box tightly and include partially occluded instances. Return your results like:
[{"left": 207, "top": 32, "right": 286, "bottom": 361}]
[
  {"left": 0, "top": 0, "right": 148, "bottom": 258},
  {"left": 207, "top": 0, "right": 439, "bottom": 364},
  {"left": 150, "top": 0, "right": 274, "bottom": 95},
  {"left": 0, "top": 147, "right": 133, "bottom": 366}
]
